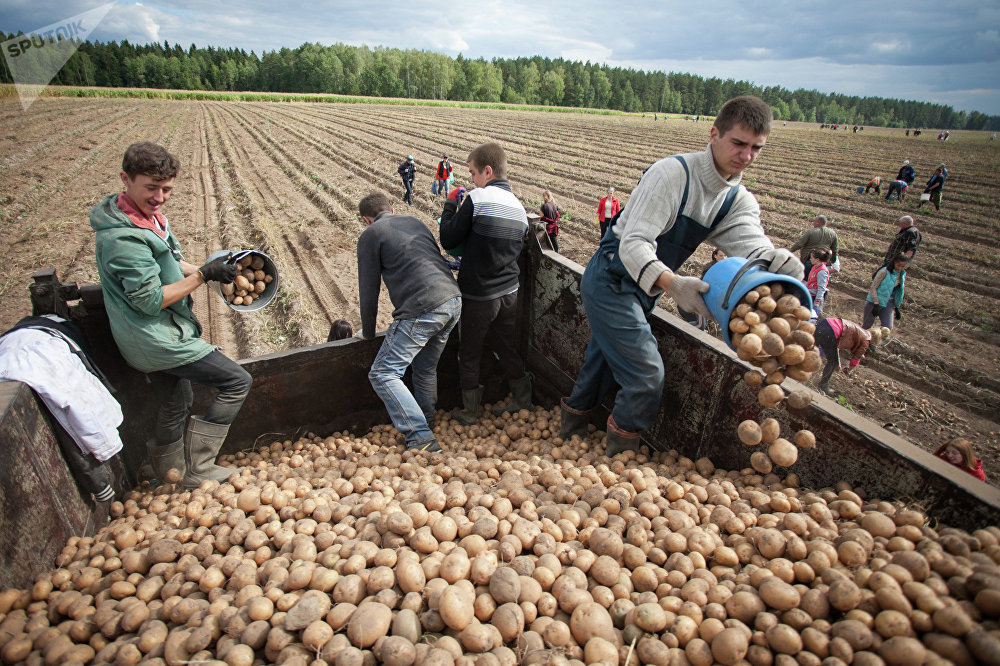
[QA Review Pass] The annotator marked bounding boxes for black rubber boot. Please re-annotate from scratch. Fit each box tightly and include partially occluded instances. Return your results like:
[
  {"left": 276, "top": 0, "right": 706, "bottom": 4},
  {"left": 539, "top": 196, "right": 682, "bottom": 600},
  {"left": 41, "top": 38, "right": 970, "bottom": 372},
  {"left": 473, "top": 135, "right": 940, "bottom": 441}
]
[
  {"left": 557, "top": 397, "right": 590, "bottom": 440},
  {"left": 452, "top": 386, "right": 483, "bottom": 426},
  {"left": 492, "top": 373, "right": 533, "bottom": 416},
  {"left": 605, "top": 415, "right": 641, "bottom": 456}
]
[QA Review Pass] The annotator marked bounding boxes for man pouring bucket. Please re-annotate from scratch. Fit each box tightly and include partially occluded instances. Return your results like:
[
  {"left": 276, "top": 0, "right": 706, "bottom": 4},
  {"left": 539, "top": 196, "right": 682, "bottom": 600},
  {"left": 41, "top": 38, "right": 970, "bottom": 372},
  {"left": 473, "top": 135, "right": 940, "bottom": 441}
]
[{"left": 557, "top": 97, "right": 803, "bottom": 456}]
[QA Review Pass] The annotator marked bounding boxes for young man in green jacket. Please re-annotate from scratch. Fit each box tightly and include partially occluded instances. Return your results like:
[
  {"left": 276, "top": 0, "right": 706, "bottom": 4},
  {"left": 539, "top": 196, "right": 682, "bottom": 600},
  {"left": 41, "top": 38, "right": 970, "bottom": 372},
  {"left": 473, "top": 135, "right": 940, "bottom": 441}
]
[{"left": 91, "top": 142, "right": 251, "bottom": 488}]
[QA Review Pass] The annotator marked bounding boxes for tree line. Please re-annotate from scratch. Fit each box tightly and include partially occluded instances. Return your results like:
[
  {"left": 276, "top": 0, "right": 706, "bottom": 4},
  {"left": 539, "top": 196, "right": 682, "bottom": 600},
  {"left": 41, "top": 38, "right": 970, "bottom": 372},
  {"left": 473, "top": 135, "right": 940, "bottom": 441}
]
[{"left": 2, "top": 34, "right": 997, "bottom": 130}]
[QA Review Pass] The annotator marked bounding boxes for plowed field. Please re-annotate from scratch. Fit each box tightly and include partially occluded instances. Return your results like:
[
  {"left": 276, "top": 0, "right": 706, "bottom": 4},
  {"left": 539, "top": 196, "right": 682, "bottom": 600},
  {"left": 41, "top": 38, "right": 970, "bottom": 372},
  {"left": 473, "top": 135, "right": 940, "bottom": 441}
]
[{"left": 2, "top": 98, "right": 997, "bottom": 482}]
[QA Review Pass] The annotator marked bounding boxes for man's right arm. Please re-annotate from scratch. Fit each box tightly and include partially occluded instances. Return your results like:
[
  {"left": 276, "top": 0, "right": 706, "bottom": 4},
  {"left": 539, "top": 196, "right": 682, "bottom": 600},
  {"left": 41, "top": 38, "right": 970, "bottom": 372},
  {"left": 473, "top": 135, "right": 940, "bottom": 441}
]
[
  {"left": 356, "top": 233, "right": 381, "bottom": 339},
  {"left": 440, "top": 196, "right": 473, "bottom": 251}
]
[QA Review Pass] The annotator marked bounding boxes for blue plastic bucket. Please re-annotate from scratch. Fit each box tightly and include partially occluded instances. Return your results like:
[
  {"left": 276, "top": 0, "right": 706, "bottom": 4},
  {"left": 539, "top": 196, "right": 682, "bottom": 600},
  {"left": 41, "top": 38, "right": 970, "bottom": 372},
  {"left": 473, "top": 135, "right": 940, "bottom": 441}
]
[
  {"left": 703, "top": 256, "right": 812, "bottom": 350},
  {"left": 206, "top": 249, "right": 280, "bottom": 312},
  {"left": 856, "top": 186, "right": 865, "bottom": 194}
]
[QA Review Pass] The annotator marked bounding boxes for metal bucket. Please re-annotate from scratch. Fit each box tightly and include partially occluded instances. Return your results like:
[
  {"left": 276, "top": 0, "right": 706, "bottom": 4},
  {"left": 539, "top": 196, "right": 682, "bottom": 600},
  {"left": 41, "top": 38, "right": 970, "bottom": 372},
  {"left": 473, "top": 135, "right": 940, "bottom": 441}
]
[{"left": 205, "top": 250, "right": 279, "bottom": 312}]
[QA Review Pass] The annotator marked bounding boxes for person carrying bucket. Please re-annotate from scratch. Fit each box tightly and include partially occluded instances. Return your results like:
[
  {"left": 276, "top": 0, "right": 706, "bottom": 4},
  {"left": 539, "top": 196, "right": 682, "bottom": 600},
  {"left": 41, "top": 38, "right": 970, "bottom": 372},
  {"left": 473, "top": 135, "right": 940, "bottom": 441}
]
[
  {"left": 556, "top": 96, "right": 803, "bottom": 456},
  {"left": 91, "top": 142, "right": 252, "bottom": 489}
]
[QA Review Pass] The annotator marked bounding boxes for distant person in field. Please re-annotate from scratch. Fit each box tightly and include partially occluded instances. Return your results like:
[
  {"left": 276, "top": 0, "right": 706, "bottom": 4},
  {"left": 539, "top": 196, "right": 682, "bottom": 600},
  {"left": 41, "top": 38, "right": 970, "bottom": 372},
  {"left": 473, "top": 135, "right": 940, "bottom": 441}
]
[
  {"left": 881, "top": 215, "right": 921, "bottom": 268},
  {"left": 789, "top": 214, "right": 839, "bottom": 280},
  {"left": 597, "top": 187, "right": 620, "bottom": 238},
  {"left": 864, "top": 253, "right": 908, "bottom": 330},
  {"left": 863, "top": 176, "right": 881, "bottom": 195},
  {"left": 439, "top": 142, "right": 532, "bottom": 425},
  {"left": 356, "top": 192, "right": 462, "bottom": 453},
  {"left": 885, "top": 179, "right": 908, "bottom": 202},
  {"left": 91, "top": 142, "right": 251, "bottom": 488},
  {"left": 558, "top": 95, "right": 803, "bottom": 456},
  {"left": 933, "top": 438, "right": 986, "bottom": 482},
  {"left": 435, "top": 154, "right": 452, "bottom": 198},
  {"left": 397, "top": 155, "right": 415, "bottom": 205},
  {"left": 919, "top": 165, "right": 946, "bottom": 211},
  {"left": 806, "top": 247, "right": 832, "bottom": 317},
  {"left": 813, "top": 318, "right": 880, "bottom": 396},
  {"left": 539, "top": 190, "right": 561, "bottom": 253},
  {"left": 896, "top": 159, "right": 915, "bottom": 186},
  {"left": 327, "top": 319, "right": 354, "bottom": 342}
]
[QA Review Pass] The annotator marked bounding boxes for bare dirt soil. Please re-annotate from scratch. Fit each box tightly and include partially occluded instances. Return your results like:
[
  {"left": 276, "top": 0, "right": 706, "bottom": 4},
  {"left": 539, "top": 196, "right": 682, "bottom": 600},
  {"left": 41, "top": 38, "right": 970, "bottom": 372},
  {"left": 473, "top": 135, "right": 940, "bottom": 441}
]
[{"left": 1, "top": 98, "right": 997, "bottom": 484}]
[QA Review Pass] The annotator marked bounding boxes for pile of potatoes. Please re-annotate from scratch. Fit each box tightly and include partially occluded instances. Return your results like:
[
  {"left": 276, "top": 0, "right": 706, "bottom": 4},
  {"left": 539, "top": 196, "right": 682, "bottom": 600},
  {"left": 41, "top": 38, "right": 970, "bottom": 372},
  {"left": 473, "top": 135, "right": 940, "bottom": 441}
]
[
  {"left": 1, "top": 404, "right": 999, "bottom": 666},
  {"left": 730, "top": 283, "right": 821, "bottom": 473},
  {"left": 731, "top": 283, "right": 820, "bottom": 408},
  {"left": 220, "top": 254, "right": 273, "bottom": 307}
]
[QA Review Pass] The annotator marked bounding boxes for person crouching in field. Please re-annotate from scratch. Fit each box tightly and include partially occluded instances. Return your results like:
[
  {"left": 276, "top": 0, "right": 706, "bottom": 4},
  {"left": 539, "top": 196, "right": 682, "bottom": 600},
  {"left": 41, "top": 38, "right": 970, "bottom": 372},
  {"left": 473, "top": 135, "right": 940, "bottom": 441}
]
[
  {"left": 934, "top": 438, "right": 986, "bottom": 482},
  {"left": 813, "top": 318, "right": 882, "bottom": 396},
  {"left": 863, "top": 177, "right": 881, "bottom": 195},
  {"left": 92, "top": 142, "right": 252, "bottom": 488}
]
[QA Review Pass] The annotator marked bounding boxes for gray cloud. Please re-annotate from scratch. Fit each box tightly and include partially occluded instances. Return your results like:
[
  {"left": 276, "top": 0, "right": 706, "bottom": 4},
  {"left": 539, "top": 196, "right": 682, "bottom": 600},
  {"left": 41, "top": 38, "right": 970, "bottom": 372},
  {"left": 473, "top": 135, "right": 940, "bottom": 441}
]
[{"left": 1, "top": 0, "right": 997, "bottom": 113}]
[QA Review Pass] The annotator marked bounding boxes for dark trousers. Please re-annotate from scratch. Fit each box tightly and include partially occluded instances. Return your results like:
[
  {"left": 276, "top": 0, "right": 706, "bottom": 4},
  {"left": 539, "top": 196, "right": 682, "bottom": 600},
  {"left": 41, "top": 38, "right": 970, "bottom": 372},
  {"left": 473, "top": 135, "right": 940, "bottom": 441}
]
[
  {"left": 802, "top": 259, "right": 813, "bottom": 282},
  {"left": 147, "top": 350, "right": 252, "bottom": 445},
  {"left": 547, "top": 232, "right": 559, "bottom": 253},
  {"left": 402, "top": 178, "right": 413, "bottom": 204},
  {"left": 814, "top": 319, "right": 840, "bottom": 386},
  {"left": 599, "top": 220, "right": 609, "bottom": 238},
  {"left": 458, "top": 292, "right": 525, "bottom": 390}
]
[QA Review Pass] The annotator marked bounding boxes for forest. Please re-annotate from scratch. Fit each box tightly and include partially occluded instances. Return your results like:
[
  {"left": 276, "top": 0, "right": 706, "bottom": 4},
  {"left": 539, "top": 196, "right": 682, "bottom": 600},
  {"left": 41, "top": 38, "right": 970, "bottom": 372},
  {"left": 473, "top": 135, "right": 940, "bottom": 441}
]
[{"left": 2, "top": 34, "right": 998, "bottom": 130}]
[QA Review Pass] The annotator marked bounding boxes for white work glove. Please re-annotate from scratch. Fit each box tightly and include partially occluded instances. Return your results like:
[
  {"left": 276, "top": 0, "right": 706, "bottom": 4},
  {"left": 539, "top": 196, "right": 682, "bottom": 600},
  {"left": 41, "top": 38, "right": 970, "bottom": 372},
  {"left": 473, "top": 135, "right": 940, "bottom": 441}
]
[
  {"left": 753, "top": 248, "right": 803, "bottom": 277},
  {"left": 666, "top": 275, "right": 711, "bottom": 319}
]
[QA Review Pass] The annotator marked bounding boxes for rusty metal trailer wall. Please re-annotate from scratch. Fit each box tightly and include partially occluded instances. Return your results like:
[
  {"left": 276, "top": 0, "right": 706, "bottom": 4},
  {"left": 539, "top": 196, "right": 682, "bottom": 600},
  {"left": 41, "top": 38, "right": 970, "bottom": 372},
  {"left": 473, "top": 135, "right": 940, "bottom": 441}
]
[{"left": 520, "top": 224, "right": 1000, "bottom": 530}]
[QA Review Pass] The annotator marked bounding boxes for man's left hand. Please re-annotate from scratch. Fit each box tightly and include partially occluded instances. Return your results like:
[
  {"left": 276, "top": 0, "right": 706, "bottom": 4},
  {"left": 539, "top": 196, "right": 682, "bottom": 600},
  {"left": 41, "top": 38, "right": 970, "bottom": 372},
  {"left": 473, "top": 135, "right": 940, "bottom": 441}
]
[{"left": 894, "top": 307, "right": 902, "bottom": 321}]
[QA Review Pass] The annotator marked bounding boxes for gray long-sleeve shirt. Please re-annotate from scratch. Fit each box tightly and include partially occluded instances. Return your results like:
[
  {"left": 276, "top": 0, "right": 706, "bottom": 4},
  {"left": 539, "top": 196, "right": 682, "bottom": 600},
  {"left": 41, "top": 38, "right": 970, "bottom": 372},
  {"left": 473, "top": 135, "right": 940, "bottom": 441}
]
[{"left": 357, "top": 212, "right": 460, "bottom": 339}]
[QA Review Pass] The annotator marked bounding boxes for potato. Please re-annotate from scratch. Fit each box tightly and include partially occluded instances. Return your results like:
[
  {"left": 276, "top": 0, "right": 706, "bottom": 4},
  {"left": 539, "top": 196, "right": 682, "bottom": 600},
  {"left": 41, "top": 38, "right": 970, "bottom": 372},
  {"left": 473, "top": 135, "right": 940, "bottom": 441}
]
[
  {"left": 751, "top": 452, "right": 773, "bottom": 475},
  {"left": 759, "top": 417, "right": 781, "bottom": 443},
  {"left": 794, "top": 430, "right": 816, "bottom": 449},
  {"left": 786, "top": 389, "right": 812, "bottom": 410},
  {"left": 738, "top": 421, "right": 763, "bottom": 446},
  {"left": 569, "top": 602, "right": 616, "bottom": 645},
  {"left": 758, "top": 296, "right": 777, "bottom": 313},
  {"left": 778, "top": 344, "right": 806, "bottom": 366},
  {"left": 346, "top": 601, "right": 392, "bottom": 648},
  {"left": 234, "top": 275, "right": 251, "bottom": 291},
  {"left": 440, "top": 580, "right": 476, "bottom": 631},
  {"left": 739, "top": 334, "right": 764, "bottom": 356},
  {"left": 762, "top": 333, "right": 785, "bottom": 356},
  {"left": 744, "top": 371, "right": 764, "bottom": 387},
  {"left": 758, "top": 577, "right": 800, "bottom": 611},
  {"left": 758, "top": 384, "right": 785, "bottom": 408},
  {"left": 776, "top": 294, "right": 800, "bottom": 315}
]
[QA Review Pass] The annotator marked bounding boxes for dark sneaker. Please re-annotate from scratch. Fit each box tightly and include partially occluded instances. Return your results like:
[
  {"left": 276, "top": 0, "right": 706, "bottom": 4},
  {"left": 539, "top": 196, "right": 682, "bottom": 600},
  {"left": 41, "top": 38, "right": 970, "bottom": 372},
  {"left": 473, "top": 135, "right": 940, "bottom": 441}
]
[
  {"left": 821, "top": 385, "right": 837, "bottom": 397},
  {"left": 409, "top": 439, "right": 442, "bottom": 453}
]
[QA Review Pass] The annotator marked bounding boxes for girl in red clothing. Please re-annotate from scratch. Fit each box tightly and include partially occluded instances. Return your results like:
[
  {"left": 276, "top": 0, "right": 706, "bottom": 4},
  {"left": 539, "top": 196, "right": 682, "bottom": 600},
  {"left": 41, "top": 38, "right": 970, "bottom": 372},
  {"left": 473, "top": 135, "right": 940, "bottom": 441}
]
[
  {"left": 934, "top": 438, "right": 986, "bottom": 482},
  {"left": 807, "top": 247, "right": 831, "bottom": 317}
]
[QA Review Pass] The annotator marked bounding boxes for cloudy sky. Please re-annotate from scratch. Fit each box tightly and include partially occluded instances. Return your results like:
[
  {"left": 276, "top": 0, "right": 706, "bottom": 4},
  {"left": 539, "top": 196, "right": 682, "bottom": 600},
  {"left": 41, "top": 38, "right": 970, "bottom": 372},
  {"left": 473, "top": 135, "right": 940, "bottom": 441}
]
[{"left": 3, "top": 0, "right": 999, "bottom": 114}]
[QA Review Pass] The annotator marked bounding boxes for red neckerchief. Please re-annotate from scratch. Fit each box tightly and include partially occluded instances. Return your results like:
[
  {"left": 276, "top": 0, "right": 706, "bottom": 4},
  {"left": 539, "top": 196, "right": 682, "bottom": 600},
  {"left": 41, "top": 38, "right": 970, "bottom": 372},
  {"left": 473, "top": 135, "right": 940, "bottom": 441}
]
[{"left": 117, "top": 193, "right": 168, "bottom": 239}]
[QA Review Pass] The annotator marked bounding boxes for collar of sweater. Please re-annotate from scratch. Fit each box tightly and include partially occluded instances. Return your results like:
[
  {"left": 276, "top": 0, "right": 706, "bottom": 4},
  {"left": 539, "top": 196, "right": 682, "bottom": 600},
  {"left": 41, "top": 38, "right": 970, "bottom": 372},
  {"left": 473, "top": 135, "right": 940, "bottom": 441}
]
[
  {"left": 702, "top": 144, "right": 744, "bottom": 194},
  {"left": 483, "top": 178, "right": 512, "bottom": 192}
]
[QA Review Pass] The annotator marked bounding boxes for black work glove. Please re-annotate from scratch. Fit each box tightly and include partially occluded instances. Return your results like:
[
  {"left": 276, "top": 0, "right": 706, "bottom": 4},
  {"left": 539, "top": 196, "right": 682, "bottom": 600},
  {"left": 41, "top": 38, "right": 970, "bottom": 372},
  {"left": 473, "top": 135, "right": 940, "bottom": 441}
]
[
  {"left": 894, "top": 307, "right": 902, "bottom": 321},
  {"left": 199, "top": 254, "right": 238, "bottom": 284},
  {"left": 871, "top": 303, "right": 882, "bottom": 317}
]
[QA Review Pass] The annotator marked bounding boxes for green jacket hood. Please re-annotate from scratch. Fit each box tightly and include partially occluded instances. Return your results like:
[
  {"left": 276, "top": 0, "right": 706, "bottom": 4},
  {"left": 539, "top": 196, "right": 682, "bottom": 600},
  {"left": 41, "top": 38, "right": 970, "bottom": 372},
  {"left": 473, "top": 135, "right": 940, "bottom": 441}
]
[{"left": 90, "top": 193, "right": 133, "bottom": 233}]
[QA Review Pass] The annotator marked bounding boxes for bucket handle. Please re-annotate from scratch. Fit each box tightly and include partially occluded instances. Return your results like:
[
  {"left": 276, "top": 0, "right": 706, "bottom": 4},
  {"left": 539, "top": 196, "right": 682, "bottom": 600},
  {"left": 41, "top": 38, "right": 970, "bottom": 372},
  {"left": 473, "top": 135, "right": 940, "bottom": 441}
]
[{"left": 722, "top": 258, "right": 772, "bottom": 310}]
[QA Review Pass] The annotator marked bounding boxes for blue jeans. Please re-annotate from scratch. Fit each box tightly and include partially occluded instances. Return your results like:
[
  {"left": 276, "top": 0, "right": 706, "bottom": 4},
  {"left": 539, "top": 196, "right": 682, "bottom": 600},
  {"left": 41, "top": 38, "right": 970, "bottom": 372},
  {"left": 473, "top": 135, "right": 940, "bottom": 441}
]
[
  {"left": 147, "top": 350, "right": 252, "bottom": 445},
  {"left": 402, "top": 178, "right": 413, "bottom": 204},
  {"left": 436, "top": 178, "right": 450, "bottom": 197},
  {"left": 565, "top": 238, "right": 664, "bottom": 433},
  {"left": 369, "top": 297, "right": 461, "bottom": 447}
]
